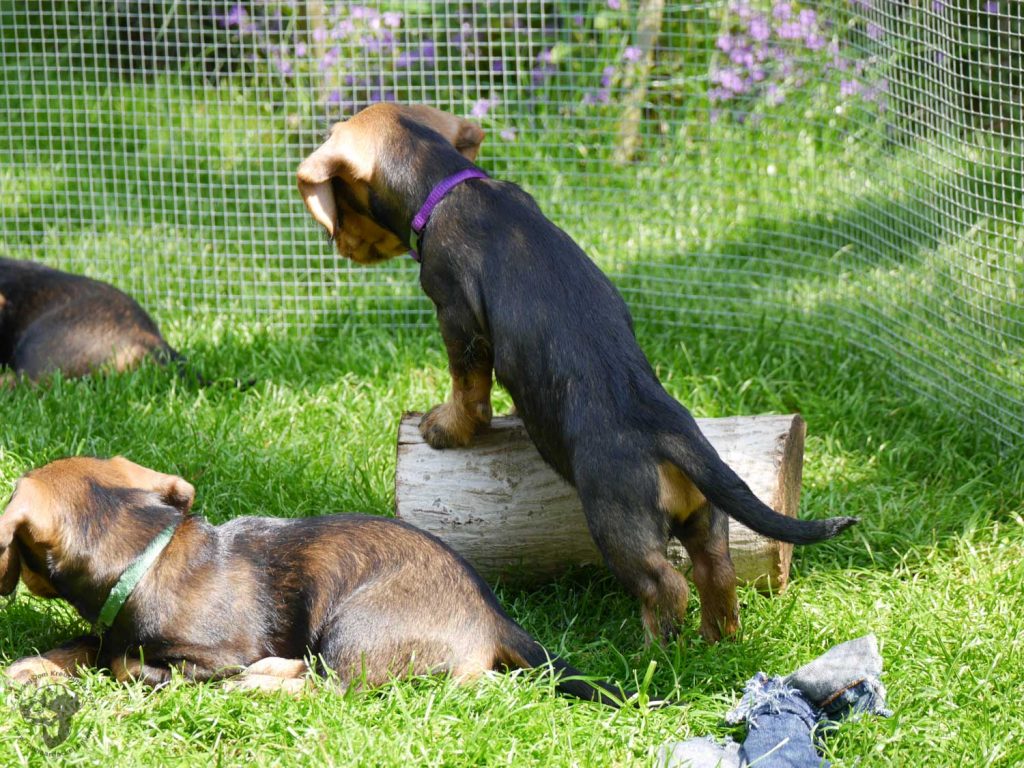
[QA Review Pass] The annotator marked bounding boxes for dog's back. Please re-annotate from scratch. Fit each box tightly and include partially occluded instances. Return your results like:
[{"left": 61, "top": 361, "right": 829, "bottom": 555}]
[{"left": 0, "top": 257, "right": 175, "bottom": 379}]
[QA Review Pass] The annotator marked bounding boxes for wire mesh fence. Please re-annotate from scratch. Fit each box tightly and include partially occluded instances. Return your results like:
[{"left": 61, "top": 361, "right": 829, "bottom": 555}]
[{"left": 0, "top": 1, "right": 1020, "bottom": 445}]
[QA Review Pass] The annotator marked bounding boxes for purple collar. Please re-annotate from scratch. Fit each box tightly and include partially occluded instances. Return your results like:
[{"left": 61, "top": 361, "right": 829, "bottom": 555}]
[{"left": 408, "top": 168, "right": 488, "bottom": 262}]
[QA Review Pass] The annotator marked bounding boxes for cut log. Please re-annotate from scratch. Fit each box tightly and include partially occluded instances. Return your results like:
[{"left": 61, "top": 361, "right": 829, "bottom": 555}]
[{"left": 396, "top": 413, "right": 805, "bottom": 591}]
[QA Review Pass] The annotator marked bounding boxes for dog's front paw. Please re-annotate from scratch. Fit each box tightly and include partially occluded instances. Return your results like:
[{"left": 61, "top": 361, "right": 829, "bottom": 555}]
[
  {"left": 419, "top": 402, "right": 478, "bottom": 449},
  {"left": 4, "top": 656, "right": 67, "bottom": 686},
  {"left": 224, "top": 658, "right": 309, "bottom": 695}
]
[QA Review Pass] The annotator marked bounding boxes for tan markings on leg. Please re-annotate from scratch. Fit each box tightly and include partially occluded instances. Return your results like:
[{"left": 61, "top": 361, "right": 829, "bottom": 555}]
[
  {"left": 110, "top": 656, "right": 144, "bottom": 683},
  {"left": 110, "top": 343, "right": 151, "bottom": 372},
  {"left": 5, "top": 657, "right": 70, "bottom": 685},
  {"left": 222, "top": 674, "right": 307, "bottom": 695},
  {"left": 692, "top": 550, "right": 739, "bottom": 643},
  {"left": 221, "top": 657, "right": 309, "bottom": 695},
  {"left": 678, "top": 507, "right": 740, "bottom": 644},
  {"left": 0, "top": 371, "right": 18, "bottom": 389},
  {"left": 420, "top": 367, "right": 493, "bottom": 449},
  {"left": 657, "top": 462, "right": 707, "bottom": 524},
  {"left": 243, "top": 657, "right": 308, "bottom": 679},
  {"left": 5, "top": 640, "right": 99, "bottom": 685},
  {"left": 450, "top": 647, "right": 496, "bottom": 683}
]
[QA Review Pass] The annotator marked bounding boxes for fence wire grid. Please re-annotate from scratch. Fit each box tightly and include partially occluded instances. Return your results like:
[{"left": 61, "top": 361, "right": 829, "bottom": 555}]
[{"left": 0, "top": 0, "right": 1021, "bottom": 446}]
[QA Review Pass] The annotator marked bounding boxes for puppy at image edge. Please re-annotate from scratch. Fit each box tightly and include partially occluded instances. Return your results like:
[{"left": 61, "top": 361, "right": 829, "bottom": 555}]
[{"left": 0, "top": 456, "right": 628, "bottom": 706}]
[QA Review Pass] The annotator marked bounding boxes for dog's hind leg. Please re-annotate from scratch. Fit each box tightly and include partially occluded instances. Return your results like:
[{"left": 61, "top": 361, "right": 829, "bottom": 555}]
[
  {"left": 578, "top": 480, "right": 689, "bottom": 644},
  {"left": 673, "top": 505, "right": 739, "bottom": 644}
]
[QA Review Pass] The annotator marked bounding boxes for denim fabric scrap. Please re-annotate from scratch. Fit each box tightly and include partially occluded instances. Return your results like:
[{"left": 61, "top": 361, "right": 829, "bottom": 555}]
[
  {"left": 784, "top": 634, "right": 892, "bottom": 719},
  {"left": 725, "top": 673, "right": 828, "bottom": 768},
  {"left": 655, "top": 736, "right": 742, "bottom": 768},
  {"left": 655, "top": 635, "right": 892, "bottom": 768}
]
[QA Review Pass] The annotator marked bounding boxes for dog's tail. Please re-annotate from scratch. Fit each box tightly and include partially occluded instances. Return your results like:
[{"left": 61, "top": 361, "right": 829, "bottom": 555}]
[
  {"left": 658, "top": 418, "right": 858, "bottom": 544},
  {"left": 494, "top": 622, "right": 631, "bottom": 708}
]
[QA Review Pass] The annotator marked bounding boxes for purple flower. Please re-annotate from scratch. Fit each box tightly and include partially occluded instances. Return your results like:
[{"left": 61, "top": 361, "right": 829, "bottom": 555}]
[
  {"left": 492, "top": 59, "right": 505, "bottom": 73},
  {"left": 607, "top": 0, "right": 621, "bottom": 9},
  {"left": 729, "top": 45, "right": 755, "bottom": 67},
  {"left": 715, "top": 69, "right": 748, "bottom": 94},
  {"left": 600, "top": 64, "right": 615, "bottom": 88},
  {"left": 367, "top": 88, "right": 396, "bottom": 103},
  {"left": 361, "top": 31, "right": 396, "bottom": 53},
  {"left": 332, "top": 20, "right": 355, "bottom": 39},
  {"left": 294, "top": 42, "right": 307, "bottom": 58},
  {"left": 777, "top": 21, "right": 802, "bottom": 40},
  {"left": 984, "top": 1, "right": 999, "bottom": 12},
  {"left": 773, "top": 2, "right": 792, "bottom": 20},
  {"left": 749, "top": 16, "right": 770, "bottom": 42},
  {"left": 326, "top": 90, "right": 342, "bottom": 105},
  {"left": 931, "top": 0, "right": 945, "bottom": 11},
  {"left": 532, "top": 65, "right": 555, "bottom": 86},
  {"left": 471, "top": 98, "right": 495, "bottom": 118},
  {"left": 320, "top": 46, "right": 340, "bottom": 71},
  {"left": 500, "top": 128, "right": 517, "bottom": 141},
  {"left": 312, "top": 26, "right": 327, "bottom": 43},
  {"left": 717, "top": 33, "right": 736, "bottom": 53},
  {"left": 571, "top": 14, "right": 585, "bottom": 26},
  {"left": 383, "top": 11, "right": 402, "bottom": 28},
  {"left": 217, "top": 3, "right": 247, "bottom": 29},
  {"left": 351, "top": 6, "right": 378, "bottom": 20},
  {"left": 849, "top": 0, "right": 871, "bottom": 9},
  {"left": 840, "top": 79, "right": 861, "bottom": 97},
  {"left": 798, "top": 9, "right": 818, "bottom": 30},
  {"left": 275, "top": 57, "right": 293, "bottom": 76},
  {"left": 622, "top": 46, "right": 643, "bottom": 63},
  {"left": 396, "top": 40, "right": 437, "bottom": 68},
  {"left": 866, "top": 22, "right": 884, "bottom": 40},
  {"left": 934, "top": 49, "right": 946, "bottom": 64},
  {"left": 708, "top": 87, "right": 731, "bottom": 104},
  {"left": 805, "top": 33, "right": 826, "bottom": 51}
]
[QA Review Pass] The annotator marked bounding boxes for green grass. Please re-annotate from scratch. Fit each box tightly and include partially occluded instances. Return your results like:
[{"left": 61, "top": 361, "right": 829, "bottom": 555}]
[
  {"left": 1, "top": 2, "right": 1022, "bottom": 764},
  {"left": 0, "top": 322, "right": 1022, "bottom": 766}
]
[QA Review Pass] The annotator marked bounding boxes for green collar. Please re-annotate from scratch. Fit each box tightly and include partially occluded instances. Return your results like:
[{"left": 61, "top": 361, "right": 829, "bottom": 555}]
[{"left": 93, "top": 522, "right": 178, "bottom": 635}]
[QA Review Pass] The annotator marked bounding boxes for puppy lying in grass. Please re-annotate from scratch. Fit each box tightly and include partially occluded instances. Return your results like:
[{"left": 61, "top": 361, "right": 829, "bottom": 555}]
[
  {"left": 0, "top": 258, "right": 184, "bottom": 384},
  {"left": 0, "top": 456, "right": 626, "bottom": 705},
  {"left": 296, "top": 103, "right": 857, "bottom": 644}
]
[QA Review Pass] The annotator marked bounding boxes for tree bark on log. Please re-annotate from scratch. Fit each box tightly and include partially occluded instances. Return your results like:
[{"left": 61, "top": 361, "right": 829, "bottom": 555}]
[{"left": 396, "top": 413, "right": 805, "bottom": 591}]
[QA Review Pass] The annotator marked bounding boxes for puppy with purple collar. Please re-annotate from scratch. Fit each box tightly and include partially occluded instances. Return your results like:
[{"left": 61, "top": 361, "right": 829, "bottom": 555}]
[{"left": 296, "top": 103, "right": 856, "bottom": 644}]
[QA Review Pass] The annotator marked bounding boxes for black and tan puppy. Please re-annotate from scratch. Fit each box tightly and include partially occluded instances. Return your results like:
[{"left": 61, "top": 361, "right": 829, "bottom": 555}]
[
  {"left": 0, "top": 456, "right": 624, "bottom": 704},
  {"left": 296, "top": 103, "right": 857, "bottom": 644},
  {"left": 0, "top": 258, "right": 181, "bottom": 383}
]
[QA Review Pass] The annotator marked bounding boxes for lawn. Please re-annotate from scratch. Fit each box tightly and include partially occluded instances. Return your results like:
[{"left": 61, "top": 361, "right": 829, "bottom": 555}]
[
  {"left": 0, "top": 320, "right": 1022, "bottom": 766},
  {"left": 1, "top": 1, "right": 1023, "bottom": 765}
]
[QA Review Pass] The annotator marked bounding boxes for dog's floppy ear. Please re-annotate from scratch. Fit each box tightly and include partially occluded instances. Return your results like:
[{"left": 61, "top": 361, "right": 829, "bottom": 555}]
[
  {"left": 452, "top": 118, "right": 485, "bottom": 161},
  {"left": 0, "top": 494, "right": 27, "bottom": 596},
  {"left": 401, "top": 104, "right": 485, "bottom": 161},
  {"left": 296, "top": 124, "right": 374, "bottom": 238},
  {"left": 109, "top": 457, "right": 196, "bottom": 513}
]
